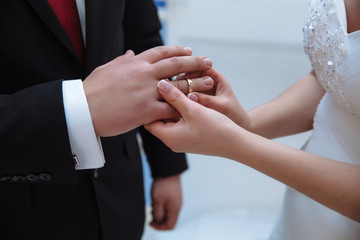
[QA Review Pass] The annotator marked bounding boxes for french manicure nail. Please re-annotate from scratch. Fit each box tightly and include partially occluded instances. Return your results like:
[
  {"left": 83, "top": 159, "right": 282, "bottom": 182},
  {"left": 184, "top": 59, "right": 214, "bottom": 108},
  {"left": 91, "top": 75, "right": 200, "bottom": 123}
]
[
  {"left": 203, "top": 77, "right": 213, "bottom": 86},
  {"left": 184, "top": 47, "right": 192, "bottom": 54},
  {"left": 188, "top": 93, "right": 199, "bottom": 102},
  {"left": 204, "top": 57, "right": 212, "bottom": 66},
  {"left": 158, "top": 80, "right": 171, "bottom": 93}
]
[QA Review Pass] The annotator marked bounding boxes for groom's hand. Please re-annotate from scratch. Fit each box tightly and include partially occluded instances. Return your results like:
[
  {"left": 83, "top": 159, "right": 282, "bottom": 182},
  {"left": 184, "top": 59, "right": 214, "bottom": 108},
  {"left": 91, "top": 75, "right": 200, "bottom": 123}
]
[
  {"left": 150, "top": 174, "right": 182, "bottom": 230},
  {"left": 83, "top": 45, "right": 213, "bottom": 137}
]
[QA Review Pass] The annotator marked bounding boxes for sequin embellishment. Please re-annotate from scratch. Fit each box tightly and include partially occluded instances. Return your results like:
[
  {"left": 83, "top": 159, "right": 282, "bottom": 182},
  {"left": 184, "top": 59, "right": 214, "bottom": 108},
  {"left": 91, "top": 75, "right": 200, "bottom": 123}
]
[{"left": 303, "top": 0, "right": 356, "bottom": 116}]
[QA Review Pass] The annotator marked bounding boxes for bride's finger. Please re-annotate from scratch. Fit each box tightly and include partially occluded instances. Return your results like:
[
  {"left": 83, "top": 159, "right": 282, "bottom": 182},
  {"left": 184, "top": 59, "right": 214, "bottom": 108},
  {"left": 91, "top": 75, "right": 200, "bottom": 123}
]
[
  {"left": 169, "top": 76, "right": 214, "bottom": 94},
  {"left": 187, "top": 92, "right": 214, "bottom": 108}
]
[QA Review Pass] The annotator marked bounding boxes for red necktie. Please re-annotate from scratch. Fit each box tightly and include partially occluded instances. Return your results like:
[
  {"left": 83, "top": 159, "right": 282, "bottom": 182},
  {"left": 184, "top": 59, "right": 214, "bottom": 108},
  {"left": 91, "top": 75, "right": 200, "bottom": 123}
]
[{"left": 48, "top": 0, "right": 84, "bottom": 62}]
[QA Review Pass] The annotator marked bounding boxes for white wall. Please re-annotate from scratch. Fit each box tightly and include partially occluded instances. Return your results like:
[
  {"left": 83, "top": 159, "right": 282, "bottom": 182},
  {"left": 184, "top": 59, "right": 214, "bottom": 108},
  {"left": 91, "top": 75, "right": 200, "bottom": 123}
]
[{"left": 144, "top": 1, "right": 312, "bottom": 239}]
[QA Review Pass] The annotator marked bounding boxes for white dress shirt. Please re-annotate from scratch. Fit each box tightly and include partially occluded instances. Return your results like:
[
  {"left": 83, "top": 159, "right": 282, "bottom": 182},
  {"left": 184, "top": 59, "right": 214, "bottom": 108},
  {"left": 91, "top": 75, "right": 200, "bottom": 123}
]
[{"left": 62, "top": 0, "right": 105, "bottom": 170}]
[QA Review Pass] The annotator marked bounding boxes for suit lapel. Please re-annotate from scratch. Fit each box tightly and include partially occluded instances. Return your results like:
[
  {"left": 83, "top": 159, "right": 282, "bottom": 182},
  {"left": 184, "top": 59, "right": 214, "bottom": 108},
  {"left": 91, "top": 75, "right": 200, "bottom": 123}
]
[
  {"left": 27, "top": 0, "right": 81, "bottom": 63},
  {"left": 84, "top": 0, "right": 101, "bottom": 74}
]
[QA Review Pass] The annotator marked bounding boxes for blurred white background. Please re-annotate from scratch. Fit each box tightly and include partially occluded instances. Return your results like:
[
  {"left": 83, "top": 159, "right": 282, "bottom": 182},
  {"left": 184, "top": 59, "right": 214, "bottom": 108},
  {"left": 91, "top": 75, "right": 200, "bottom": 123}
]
[{"left": 143, "top": 0, "right": 312, "bottom": 239}]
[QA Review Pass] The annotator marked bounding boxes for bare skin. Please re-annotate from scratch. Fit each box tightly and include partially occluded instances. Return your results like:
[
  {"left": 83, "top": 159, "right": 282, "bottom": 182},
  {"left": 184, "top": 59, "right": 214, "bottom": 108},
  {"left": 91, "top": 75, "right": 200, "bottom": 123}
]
[
  {"left": 82, "top": 45, "right": 215, "bottom": 231},
  {"left": 145, "top": 1, "right": 360, "bottom": 225},
  {"left": 83, "top": 45, "right": 214, "bottom": 137},
  {"left": 345, "top": 0, "right": 360, "bottom": 33},
  {"left": 151, "top": 174, "right": 183, "bottom": 230},
  {"left": 145, "top": 78, "right": 360, "bottom": 222}
]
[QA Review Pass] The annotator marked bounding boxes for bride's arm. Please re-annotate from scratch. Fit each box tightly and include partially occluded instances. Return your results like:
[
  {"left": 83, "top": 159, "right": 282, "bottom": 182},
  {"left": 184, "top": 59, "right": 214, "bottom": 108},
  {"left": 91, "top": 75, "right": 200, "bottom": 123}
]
[
  {"left": 191, "top": 69, "right": 325, "bottom": 139},
  {"left": 231, "top": 129, "right": 360, "bottom": 222},
  {"left": 247, "top": 69, "right": 325, "bottom": 138},
  {"left": 145, "top": 80, "right": 360, "bottom": 222}
]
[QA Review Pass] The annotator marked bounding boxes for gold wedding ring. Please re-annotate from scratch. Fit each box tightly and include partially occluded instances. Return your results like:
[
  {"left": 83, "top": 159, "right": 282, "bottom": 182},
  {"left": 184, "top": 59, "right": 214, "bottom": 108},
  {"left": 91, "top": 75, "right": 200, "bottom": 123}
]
[
  {"left": 184, "top": 78, "right": 193, "bottom": 93},
  {"left": 174, "top": 74, "right": 193, "bottom": 94}
]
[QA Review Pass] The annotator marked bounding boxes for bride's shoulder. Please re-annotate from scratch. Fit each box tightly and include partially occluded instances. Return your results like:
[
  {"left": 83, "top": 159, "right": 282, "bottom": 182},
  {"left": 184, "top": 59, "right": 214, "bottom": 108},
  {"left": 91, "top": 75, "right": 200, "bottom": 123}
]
[{"left": 307, "top": 0, "right": 341, "bottom": 12}]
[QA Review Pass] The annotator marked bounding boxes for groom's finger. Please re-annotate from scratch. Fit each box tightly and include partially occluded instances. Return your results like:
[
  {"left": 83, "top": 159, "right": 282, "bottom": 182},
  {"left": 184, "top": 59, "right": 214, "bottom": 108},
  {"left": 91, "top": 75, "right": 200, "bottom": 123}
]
[
  {"left": 170, "top": 76, "right": 214, "bottom": 95},
  {"left": 154, "top": 56, "right": 212, "bottom": 80},
  {"left": 152, "top": 101, "right": 182, "bottom": 122},
  {"left": 163, "top": 201, "right": 180, "bottom": 230},
  {"left": 151, "top": 201, "right": 165, "bottom": 225},
  {"left": 138, "top": 45, "right": 192, "bottom": 63}
]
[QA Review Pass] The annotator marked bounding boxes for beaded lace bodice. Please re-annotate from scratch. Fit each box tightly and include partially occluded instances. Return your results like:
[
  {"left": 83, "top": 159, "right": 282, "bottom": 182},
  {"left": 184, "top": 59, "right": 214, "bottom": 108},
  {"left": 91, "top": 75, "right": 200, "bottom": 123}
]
[{"left": 303, "top": 0, "right": 360, "bottom": 117}]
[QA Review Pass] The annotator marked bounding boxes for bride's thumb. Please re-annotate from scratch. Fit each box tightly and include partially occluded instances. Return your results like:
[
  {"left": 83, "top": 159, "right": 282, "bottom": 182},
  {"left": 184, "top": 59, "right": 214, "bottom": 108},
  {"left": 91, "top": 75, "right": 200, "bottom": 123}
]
[{"left": 158, "top": 79, "right": 193, "bottom": 115}]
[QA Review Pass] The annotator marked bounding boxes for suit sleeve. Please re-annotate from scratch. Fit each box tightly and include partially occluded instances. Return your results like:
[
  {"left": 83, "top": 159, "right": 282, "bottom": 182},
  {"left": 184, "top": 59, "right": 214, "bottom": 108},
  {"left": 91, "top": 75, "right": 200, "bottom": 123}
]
[
  {"left": 123, "top": 0, "right": 188, "bottom": 178},
  {"left": 0, "top": 80, "right": 77, "bottom": 184}
]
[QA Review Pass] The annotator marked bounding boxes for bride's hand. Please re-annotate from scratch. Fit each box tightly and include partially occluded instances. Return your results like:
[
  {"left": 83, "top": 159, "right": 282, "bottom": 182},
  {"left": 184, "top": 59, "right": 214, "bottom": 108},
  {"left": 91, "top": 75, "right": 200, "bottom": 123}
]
[
  {"left": 183, "top": 68, "right": 253, "bottom": 130},
  {"left": 145, "top": 79, "right": 246, "bottom": 158}
]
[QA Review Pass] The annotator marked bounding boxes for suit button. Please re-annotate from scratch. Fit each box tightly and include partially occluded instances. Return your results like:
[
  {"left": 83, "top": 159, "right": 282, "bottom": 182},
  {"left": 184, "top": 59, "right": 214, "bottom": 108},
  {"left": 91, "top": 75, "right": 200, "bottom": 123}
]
[
  {"left": 0, "top": 176, "right": 11, "bottom": 181},
  {"left": 39, "top": 173, "right": 52, "bottom": 181},
  {"left": 93, "top": 169, "right": 99, "bottom": 178},
  {"left": 26, "top": 174, "right": 39, "bottom": 182},
  {"left": 11, "top": 176, "right": 26, "bottom": 182}
]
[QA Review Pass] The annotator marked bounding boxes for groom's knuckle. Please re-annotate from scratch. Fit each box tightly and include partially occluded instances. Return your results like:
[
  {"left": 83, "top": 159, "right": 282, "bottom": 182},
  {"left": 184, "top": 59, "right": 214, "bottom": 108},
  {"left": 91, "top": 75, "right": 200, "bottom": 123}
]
[
  {"left": 195, "top": 56, "right": 204, "bottom": 67},
  {"left": 170, "top": 57, "right": 182, "bottom": 70},
  {"left": 173, "top": 80, "right": 183, "bottom": 93},
  {"left": 171, "top": 78, "right": 181, "bottom": 90},
  {"left": 180, "top": 80, "right": 190, "bottom": 94},
  {"left": 154, "top": 46, "right": 169, "bottom": 56}
]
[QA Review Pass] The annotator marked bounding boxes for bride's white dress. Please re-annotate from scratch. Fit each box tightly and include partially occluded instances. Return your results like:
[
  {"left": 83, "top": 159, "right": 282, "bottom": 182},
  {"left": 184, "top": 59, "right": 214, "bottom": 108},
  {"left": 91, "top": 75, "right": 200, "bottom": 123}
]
[{"left": 269, "top": 0, "right": 360, "bottom": 239}]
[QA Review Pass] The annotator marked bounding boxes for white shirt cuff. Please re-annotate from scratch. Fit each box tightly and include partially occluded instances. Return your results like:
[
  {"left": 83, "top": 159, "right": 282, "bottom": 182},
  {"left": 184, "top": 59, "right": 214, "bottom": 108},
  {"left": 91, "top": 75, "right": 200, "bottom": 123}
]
[{"left": 62, "top": 80, "right": 105, "bottom": 170}]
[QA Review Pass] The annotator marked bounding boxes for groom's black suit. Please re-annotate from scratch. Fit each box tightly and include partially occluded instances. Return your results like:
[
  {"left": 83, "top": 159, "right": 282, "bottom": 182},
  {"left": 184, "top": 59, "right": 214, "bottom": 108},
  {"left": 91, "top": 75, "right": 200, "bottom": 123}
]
[{"left": 0, "top": 0, "right": 187, "bottom": 239}]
